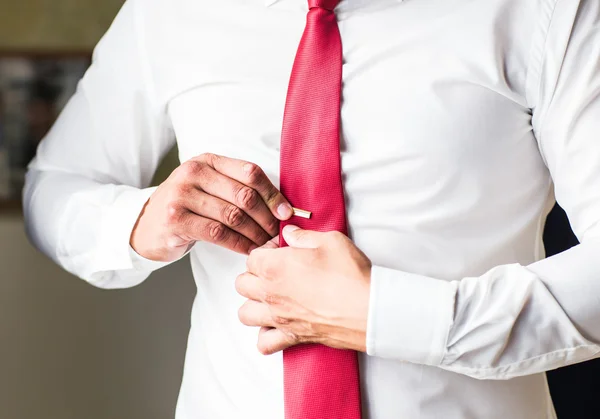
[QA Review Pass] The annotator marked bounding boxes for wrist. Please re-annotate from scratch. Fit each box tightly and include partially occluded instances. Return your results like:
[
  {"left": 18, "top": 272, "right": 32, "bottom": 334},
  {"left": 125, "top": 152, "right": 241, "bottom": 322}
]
[
  {"left": 129, "top": 197, "right": 188, "bottom": 263},
  {"left": 323, "top": 267, "right": 371, "bottom": 352}
]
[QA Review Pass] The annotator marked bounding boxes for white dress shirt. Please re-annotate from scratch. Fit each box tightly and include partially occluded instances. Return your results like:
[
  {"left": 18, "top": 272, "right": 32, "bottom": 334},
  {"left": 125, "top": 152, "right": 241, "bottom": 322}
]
[{"left": 23, "top": 0, "right": 600, "bottom": 417}]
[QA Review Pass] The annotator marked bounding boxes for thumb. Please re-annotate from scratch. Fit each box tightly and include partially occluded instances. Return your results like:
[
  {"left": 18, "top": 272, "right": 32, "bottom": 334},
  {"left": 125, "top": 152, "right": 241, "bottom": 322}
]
[{"left": 282, "top": 225, "right": 324, "bottom": 249}]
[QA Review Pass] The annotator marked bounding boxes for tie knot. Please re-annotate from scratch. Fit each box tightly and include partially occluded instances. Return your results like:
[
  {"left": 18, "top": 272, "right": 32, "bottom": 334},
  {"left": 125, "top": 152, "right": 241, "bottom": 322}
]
[{"left": 308, "top": 0, "right": 340, "bottom": 11}]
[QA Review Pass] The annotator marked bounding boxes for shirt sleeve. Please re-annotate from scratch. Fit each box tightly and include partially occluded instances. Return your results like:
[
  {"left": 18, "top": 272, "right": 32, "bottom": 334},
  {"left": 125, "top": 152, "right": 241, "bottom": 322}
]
[
  {"left": 23, "top": 0, "right": 177, "bottom": 289},
  {"left": 366, "top": 0, "right": 600, "bottom": 380}
]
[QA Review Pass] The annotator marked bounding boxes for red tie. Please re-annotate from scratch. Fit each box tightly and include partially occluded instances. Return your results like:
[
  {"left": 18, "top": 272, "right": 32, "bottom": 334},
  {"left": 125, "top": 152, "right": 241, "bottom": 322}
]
[{"left": 279, "top": 1, "right": 362, "bottom": 418}]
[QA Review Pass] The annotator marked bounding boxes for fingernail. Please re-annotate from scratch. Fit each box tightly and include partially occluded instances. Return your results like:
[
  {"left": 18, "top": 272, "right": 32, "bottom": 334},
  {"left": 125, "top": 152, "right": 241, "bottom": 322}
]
[
  {"left": 283, "top": 225, "right": 299, "bottom": 234},
  {"left": 277, "top": 203, "right": 293, "bottom": 219}
]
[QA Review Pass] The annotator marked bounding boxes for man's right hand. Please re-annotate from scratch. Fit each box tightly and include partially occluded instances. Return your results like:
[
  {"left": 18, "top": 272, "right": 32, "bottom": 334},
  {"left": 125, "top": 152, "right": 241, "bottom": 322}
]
[{"left": 130, "top": 153, "right": 293, "bottom": 262}]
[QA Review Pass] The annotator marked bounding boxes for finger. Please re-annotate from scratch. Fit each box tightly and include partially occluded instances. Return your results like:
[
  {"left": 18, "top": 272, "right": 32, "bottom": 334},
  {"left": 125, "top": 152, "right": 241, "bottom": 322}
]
[
  {"left": 238, "top": 300, "right": 274, "bottom": 328},
  {"left": 257, "top": 327, "right": 295, "bottom": 355},
  {"left": 282, "top": 225, "right": 325, "bottom": 249},
  {"left": 259, "top": 235, "right": 280, "bottom": 250},
  {"left": 235, "top": 272, "right": 266, "bottom": 301},
  {"left": 246, "top": 247, "right": 278, "bottom": 279},
  {"left": 180, "top": 187, "right": 271, "bottom": 247},
  {"left": 178, "top": 212, "right": 256, "bottom": 254},
  {"left": 202, "top": 153, "right": 294, "bottom": 221},
  {"left": 190, "top": 163, "right": 280, "bottom": 237}
]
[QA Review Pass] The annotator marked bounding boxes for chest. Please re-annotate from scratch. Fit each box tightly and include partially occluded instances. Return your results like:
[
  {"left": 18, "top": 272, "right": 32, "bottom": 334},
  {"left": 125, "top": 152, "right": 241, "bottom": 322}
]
[{"left": 146, "top": 0, "right": 537, "bottom": 185}]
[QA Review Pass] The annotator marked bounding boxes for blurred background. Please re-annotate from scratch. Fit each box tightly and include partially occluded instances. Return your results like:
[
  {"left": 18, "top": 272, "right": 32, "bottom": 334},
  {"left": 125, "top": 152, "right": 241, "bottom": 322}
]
[
  {"left": 0, "top": 1, "right": 597, "bottom": 418},
  {"left": 0, "top": 1, "right": 196, "bottom": 419}
]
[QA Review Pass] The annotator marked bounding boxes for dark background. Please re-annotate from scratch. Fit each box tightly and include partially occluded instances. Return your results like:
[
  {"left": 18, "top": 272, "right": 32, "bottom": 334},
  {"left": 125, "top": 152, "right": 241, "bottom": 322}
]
[{"left": 544, "top": 204, "right": 600, "bottom": 419}]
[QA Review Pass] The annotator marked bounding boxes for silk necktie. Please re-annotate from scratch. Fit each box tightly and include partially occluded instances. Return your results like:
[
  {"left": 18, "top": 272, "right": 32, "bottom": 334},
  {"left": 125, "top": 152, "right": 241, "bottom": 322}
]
[{"left": 279, "top": 1, "right": 362, "bottom": 418}]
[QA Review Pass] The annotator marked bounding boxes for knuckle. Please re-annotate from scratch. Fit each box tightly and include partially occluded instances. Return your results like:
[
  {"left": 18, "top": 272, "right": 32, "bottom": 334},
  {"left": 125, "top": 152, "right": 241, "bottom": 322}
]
[
  {"left": 296, "top": 335, "right": 310, "bottom": 344},
  {"left": 264, "top": 292, "right": 281, "bottom": 306},
  {"left": 263, "top": 187, "right": 280, "bottom": 206},
  {"left": 286, "top": 331, "right": 301, "bottom": 343},
  {"left": 273, "top": 316, "right": 290, "bottom": 326},
  {"left": 200, "top": 152, "right": 218, "bottom": 165},
  {"left": 248, "top": 249, "right": 271, "bottom": 273},
  {"left": 231, "top": 232, "right": 249, "bottom": 253},
  {"left": 193, "top": 194, "right": 209, "bottom": 214},
  {"left": 325, "top": 230, "right": 344, "bottom": 244},
  {"left": 264, "top": 218, "right": 279, "bottom": 234},
  {"left": 174, "top": 182, "right": 192, "bottom": 198},
  {"left": 262, "top": 261, "right": 279, "bottom": 280},
  {"left": 236, "top": 186, "right": 260, "bottom": 210},
  {"left": 224, "top": 205, "right": 245, "bottom": 228},
  {"left": 309, "top": 248, "right": 324, "bottom": 265},
  {"left": 243, "top": 163, "right": 263, "bottom": 185},
  {"left": 324, "top": 230, "right": 339, "bottom": 239},
  {"left": 264, "top": 225, "right": 279, "bottom": 239},
  {"left": 180, "top": 160, "right": 204, "bottom": 178},
  {"left": 332, "top": 230, "right": 347, "bottom": 240},
  {"left": 165, "top": 202, "right": 184, "bottom": 224},
  {"left": 208, "top": 221, "right": 228, "bottom": 242}
]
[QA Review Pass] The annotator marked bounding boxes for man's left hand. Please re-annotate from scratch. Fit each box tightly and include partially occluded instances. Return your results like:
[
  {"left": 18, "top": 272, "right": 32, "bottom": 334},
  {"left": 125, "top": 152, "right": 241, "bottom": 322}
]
[{"left": 235, "top": 225, "right": 372, "bottom": 355}]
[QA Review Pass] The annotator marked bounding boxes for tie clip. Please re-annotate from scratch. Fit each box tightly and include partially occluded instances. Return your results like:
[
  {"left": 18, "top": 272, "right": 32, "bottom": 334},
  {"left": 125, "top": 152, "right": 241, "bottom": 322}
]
[{"left": 292, "top": 207, "right": 312, "bottom": 219}]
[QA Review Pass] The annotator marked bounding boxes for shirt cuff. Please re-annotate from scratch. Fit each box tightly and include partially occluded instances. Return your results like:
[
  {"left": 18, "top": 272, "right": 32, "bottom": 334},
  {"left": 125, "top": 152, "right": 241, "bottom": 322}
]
[
  {"left": 366, "top": 265, "right": 458, "bottom": 366},
  {"left": 90, "top": 185, "right": 189, "bottom": 289}
]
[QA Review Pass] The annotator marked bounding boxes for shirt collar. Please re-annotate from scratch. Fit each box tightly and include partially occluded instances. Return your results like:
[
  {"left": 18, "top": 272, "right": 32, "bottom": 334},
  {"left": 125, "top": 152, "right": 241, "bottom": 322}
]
[{"left": 264, "top": 0, "right": 404, "bottom": 8}]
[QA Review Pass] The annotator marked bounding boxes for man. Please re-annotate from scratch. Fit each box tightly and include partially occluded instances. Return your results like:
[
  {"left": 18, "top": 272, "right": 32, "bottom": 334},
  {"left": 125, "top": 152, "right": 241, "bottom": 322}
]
[{"left": 23, "top": 0, "right": 600, "bottom": 418}]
